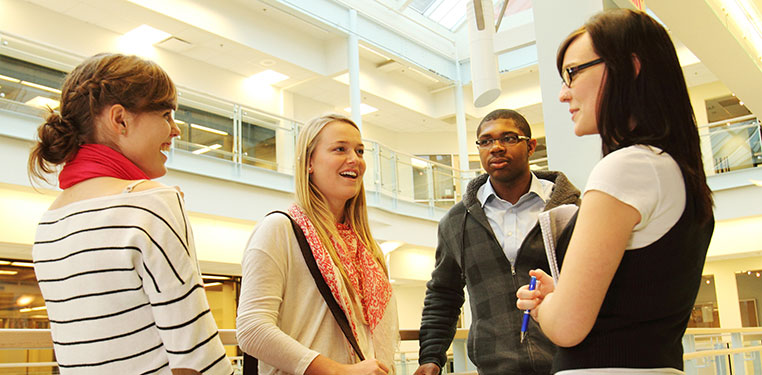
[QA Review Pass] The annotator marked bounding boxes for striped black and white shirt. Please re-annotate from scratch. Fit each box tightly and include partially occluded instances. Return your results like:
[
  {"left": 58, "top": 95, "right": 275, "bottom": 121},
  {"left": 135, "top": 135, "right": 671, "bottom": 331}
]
[{"left": 33, "top": 187, "right": 233, "bottom": 375}]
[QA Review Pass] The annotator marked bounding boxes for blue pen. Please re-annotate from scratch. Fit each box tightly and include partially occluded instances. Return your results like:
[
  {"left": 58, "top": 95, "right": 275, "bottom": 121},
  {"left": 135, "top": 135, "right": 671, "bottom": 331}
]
[{"left": 520, "top": 275, "right": 537, "bottom": 343}]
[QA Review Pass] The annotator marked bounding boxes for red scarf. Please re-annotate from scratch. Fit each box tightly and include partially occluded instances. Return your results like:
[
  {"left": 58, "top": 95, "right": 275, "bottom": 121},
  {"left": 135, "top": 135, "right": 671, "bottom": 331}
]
[
  {"left": 58, "top": 144, "right": 149, "bottom": 189},
  {"left": 288, "top": 204, "right": 392, "bottom": 334}
]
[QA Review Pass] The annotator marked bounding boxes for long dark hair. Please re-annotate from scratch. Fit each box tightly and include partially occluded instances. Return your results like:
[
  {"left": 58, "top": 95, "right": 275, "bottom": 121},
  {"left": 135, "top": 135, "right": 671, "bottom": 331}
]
[
  {"left": 28, "top": 53, "right": 177, "bottom": 182},
  {"left": 557, "top": 9, "right": 713, "bottom": 223}
]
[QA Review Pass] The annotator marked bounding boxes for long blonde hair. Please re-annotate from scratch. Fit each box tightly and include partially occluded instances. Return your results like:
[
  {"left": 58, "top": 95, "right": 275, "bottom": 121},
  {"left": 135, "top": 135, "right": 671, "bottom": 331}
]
[{"left": 294, "top": 114, "right": 388, "bottom": 297}]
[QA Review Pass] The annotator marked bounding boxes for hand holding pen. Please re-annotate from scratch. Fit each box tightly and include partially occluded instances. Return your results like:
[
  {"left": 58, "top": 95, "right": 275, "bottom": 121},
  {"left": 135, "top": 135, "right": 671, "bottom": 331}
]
[
  {"left": 520, "top": 276, "right": 536, "bottom": 343},
  {"left": 516, "top": 269, "right": 555, "bottom": 342}
]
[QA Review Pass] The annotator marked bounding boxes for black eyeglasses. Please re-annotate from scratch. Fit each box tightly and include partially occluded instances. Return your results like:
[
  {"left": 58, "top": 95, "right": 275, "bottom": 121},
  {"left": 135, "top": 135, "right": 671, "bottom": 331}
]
[
  {"left": 561, "top": 58, "right": 604, "bottom": 87},
  {"left": 476, "top": 134, "right": 530, "bottom": 149}
]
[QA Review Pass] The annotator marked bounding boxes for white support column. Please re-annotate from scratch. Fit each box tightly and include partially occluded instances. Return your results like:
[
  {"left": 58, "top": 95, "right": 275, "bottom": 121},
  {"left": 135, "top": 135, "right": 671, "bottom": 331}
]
[
  {"left": 455, "top": 60, "right": 470, "bottom": 192},
  {"left": 532, "top": 0, "right": 605, "bottom": 188},
  {"left": 348, "top": 9, "right": 362, "bottom": 131}
]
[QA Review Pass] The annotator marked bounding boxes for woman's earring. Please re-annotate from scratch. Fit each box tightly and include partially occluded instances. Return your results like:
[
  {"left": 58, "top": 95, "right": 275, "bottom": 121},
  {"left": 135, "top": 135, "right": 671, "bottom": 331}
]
[{"left": 120, "top": 128, "right": 126, "bottom": 135}]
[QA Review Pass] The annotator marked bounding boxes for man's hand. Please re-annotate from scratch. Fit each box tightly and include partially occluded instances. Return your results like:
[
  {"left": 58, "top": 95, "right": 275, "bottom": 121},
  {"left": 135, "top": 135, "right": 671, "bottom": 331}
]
[{"left": 413, "top": 363, "right": 440, "bottom": 375}]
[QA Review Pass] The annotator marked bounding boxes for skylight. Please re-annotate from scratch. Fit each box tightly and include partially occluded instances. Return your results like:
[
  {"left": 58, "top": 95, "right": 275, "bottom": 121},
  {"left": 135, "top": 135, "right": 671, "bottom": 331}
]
[{"left": 405, "top": 0, "right": 532, "bottom": 31}]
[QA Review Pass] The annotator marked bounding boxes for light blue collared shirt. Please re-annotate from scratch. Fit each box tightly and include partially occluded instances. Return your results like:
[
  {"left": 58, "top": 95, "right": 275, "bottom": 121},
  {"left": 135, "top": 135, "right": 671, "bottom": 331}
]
[{"left": 476, "top": 172, "right": 554, "bottom": 266}]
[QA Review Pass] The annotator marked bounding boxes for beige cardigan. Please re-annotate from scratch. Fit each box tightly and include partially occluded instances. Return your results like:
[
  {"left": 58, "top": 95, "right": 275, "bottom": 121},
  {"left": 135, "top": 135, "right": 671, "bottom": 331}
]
[{"left": 236, "top": 213, "right": 398, "bottom": 375}]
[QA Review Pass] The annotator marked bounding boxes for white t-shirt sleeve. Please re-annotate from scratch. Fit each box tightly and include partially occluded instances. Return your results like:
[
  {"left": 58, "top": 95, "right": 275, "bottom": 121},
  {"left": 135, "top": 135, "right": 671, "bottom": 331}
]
[{"left": 584, "top": 145, "right": 686, "bottom": 249}]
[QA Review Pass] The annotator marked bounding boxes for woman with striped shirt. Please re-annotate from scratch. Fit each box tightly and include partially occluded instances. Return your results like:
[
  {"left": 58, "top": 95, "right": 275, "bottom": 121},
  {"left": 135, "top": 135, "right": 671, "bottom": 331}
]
[{"left": 28, "top": 53, "right": 233, "bottom": 375}]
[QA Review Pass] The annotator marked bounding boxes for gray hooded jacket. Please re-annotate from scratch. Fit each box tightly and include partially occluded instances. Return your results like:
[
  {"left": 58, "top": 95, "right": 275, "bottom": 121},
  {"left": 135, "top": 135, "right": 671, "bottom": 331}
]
[{"left": 418, "top": 170, "right": 581, "bottom": 375}]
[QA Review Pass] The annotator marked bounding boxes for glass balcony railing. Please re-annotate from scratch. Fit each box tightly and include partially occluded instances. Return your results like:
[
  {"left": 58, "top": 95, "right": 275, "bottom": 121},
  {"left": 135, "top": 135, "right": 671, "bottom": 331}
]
[
  {"left": 3, "top": 41, "right": 759, "bottom": 217},
  {"left": 0, "top": 54, "right": 471, "bottom": 214},
  {"left": 700, "top": 115, "right": 762, "bottom": 176}
]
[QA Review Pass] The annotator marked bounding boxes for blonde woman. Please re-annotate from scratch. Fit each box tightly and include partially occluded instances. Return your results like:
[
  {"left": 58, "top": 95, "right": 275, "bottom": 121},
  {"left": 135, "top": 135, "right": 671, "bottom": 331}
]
[{"left": 237, "top": 114, "right": 398, "bottom": 375}]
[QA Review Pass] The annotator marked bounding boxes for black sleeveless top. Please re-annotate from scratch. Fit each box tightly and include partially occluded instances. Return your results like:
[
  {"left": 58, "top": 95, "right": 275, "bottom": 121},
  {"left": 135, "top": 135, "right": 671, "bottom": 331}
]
[{"left": 552, "top": 190, "right": 714, "bottom": 372}]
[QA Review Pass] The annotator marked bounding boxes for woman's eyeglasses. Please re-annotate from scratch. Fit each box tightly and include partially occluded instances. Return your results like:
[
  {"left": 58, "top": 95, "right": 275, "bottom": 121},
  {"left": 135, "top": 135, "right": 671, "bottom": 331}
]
[{"left": 561, "top": 58, "right": 604, "bottom": 87}]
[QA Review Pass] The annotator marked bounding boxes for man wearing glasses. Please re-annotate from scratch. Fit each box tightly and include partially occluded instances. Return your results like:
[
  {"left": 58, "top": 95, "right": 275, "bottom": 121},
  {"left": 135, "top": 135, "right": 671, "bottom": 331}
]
[{"left": 415, "top": 109, "right": 581, "bottom": 375}]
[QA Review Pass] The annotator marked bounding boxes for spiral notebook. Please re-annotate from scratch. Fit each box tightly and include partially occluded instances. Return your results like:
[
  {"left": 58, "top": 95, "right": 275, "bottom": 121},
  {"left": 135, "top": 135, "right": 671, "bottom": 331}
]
[{"left": 538, "top": 204, "right": 578, "bottom": 284}]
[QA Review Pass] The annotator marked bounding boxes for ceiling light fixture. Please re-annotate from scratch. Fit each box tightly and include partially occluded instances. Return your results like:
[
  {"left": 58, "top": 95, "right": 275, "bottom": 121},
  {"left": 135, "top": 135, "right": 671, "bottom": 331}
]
[
  {"left": 247, "top": 70, "right": 289, "bottom": 86},
  {"left": 11, "top": 261, "right": 35, "bottom": 268},
  {"left": 192, "top": 144, "right": 222, "bottom": 155},
  {"left": 344, "top": 103, "right": 378, "bottom": 116},
  {"left": 203, "top": 282, "right": 222, "bottom": 288},
  {"left": 202, "top": 275, "right": 231, "bottom": 280},
  {"left": 20, "top": 306, "right": 47, "bottom": 313},
  {"left": 16, "top": 295, "right": 34, "bottom": 307},
  {"left": 119, "top": 24, "right": 171, "bottom": 57},
  {"left": 20, "top": 81, "right": 61, "bottom": 94},
  {"left": 191, "top": 123, "right": 229, "bottom": 136},
  {"left": 0, "top": 74, "right": 20, "bottom": 83},
  {"left": 123, "top": 24, "right": 171, "bottom": 45}
]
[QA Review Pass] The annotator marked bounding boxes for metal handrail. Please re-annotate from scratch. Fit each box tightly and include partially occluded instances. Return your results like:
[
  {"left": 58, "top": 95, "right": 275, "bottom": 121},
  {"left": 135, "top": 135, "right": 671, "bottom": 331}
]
[
  {"left": 5, "top": 327, "right": 761, "bottom": 373},
  {"left": 700, "top": 114, "right": 758, "bottom": 129}
]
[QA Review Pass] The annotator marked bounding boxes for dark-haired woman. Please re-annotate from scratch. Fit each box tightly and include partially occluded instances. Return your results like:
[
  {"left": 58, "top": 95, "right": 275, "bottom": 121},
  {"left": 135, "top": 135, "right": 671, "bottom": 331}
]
[
  {"left": 29, "top": 53, "right": 232, "bottom": 375},
  {"left": 516, "top": 9, "right": 714, "bottom": 374}
]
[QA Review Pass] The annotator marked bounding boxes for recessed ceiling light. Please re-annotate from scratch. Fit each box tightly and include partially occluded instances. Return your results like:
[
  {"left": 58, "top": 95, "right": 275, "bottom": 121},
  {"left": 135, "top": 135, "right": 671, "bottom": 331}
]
[
  {"left": 191, "top": 123, "right": 228, "bottom": 136},
  {"left": 247, "top": 70, "right": 289, "bottom": 85},
  {"left": 344, "top": 103, "right": 378, "bottom": 115},
  {"left": 21, "top": 81, "right": 61, "bottom": 94},
  {"left": 192, "top": 144, "right": 222, "bottom": 155},
  {"left": 16, "top": 295, "right": 34, "bottom": 307},
  {"left": 119, "top": 24, "right": 171, "bottom": 56},
  {"left": 202, "top": 275, "right": 231, "bottom": 280},
  {"left": 0, "top": 74, "right": 20, "bottom": 83},
  {"left": 19, "top": 306, "right": 47, "bottom": 313},
  {"left": 123, "top": 24, "right": 171, "bottom": 45}
]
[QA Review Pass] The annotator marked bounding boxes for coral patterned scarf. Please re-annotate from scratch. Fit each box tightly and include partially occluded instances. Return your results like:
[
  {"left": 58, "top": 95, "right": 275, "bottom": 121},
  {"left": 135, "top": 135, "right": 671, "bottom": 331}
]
[{"left": 288, "top": 204, "right": 391, "bottom": 337}]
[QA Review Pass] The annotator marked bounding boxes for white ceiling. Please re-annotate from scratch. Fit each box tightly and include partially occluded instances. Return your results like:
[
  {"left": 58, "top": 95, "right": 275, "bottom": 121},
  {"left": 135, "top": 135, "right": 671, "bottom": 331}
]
[{"left": 18, "top": 0, "right": 743, "bottom": 137}]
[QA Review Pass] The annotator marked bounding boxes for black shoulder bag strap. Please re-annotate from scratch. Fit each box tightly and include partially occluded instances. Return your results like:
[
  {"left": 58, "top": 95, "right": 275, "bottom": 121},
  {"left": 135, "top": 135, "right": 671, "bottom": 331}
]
[{"left": 267, "top": 211, "right": 366, "bottom": 361}]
